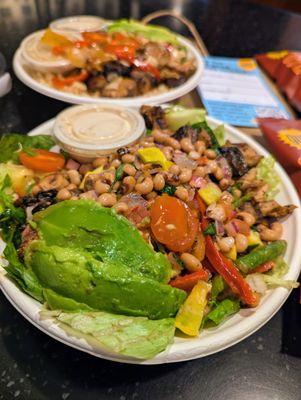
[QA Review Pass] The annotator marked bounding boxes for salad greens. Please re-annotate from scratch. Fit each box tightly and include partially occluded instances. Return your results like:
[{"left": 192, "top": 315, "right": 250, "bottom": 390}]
[
  {"left": 256, "top": 156, "right": 281, "bottom": 200},
  {"left": 44, "top": 310, "right": 175, "bottom": 359},
  {"left": 0, "top": 134, "right": 55, "bottom": 163},
  {"left": 108, "top": 19, "right": 180, "bottom": 46}
]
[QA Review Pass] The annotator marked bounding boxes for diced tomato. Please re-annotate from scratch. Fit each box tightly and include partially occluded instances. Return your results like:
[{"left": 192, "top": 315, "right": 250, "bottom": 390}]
[{"left": 19, "top": 149, "right": 65, "bottom": 172}]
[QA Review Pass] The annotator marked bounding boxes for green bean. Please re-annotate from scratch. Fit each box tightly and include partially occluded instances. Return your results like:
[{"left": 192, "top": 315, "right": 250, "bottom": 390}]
[{"left": 236, "top": 240, "right": 287, "bottom": 273}]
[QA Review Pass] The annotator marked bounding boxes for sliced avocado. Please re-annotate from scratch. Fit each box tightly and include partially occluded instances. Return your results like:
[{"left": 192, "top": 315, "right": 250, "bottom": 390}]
[
  {"left": 33, "top": 200, "right": 171, "bottom": 283},
  {"left": 165, "top": 106, "right": 206, "bottom": 131},
  {"left": 25, "top": 241, "right": 186, "bottom": 320}
]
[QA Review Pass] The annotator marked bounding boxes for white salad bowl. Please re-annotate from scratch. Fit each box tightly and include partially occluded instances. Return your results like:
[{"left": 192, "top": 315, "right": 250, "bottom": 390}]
[
  {"left": 0, "top": 116, "right": 300, "bottom": 364},
  {"left": 13, "top": 36, "right": 204, "bottom": 107}
]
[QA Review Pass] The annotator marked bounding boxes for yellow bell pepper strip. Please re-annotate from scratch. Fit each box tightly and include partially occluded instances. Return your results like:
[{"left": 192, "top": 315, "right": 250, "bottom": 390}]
[
  {"left": 198, "top": 182, "right": 222, "bottom": 205},
  {"left": 79, "top": 166, "right": 103, "bottom": 190},
  {"left": 175, "top": 281, "right": 211, "bottom": 336},
  {"left": 247, "top": 230, "right": 263, "bottom": 247},
  {"left": 224, "top": 244, "right": 237, "bottom": 261},
  {"left": 137, "top": 147, "right": 173, "bottom": 171},
  {"left": 41, "top": 28, "right": 73, "bottom": 47}
]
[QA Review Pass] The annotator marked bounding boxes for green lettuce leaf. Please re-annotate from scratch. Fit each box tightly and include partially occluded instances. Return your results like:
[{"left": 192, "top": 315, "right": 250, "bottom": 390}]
[
  {"left": 263, "top": 256, "right": 299, "bottom": 289},
  {"left": 0, "top": 134, "right": 55, "bottom": 163},
  {"left": 256, "top": 156, "right": 281, "bottom": 200},
  {"left": 108, "top": 19, "right": 180, "bottom": 46},
  {"left": 54, "top": 311, "right": 175, "bottom": 359}
]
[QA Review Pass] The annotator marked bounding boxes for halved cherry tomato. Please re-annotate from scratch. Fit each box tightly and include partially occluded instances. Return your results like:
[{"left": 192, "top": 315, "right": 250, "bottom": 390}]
[
  {"left": 52, "top": 69, "right": 89, "bottom": 88},
  {"left": 19, "top": 149, "right": 65, "bottom": 172},
  {"left": 150, "top": 195, "right": 198, "bottom": 252}
]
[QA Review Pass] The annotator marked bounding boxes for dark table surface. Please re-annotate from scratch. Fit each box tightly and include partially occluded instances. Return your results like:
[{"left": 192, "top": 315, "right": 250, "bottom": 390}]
[{"left": 0, "top": 1, "right": 301, "bottom": 399}]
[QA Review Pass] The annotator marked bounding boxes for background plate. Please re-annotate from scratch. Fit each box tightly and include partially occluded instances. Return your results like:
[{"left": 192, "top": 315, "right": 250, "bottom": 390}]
[{"left": 13, "top": 36, "right": 204, "bottom": 107}]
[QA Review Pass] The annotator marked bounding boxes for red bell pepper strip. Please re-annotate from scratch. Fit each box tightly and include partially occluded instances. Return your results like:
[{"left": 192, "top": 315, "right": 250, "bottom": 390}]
[
  {"left": 52, "top": 70, "right": 89, "bottom": 88},
  {"left": 133, "top": 59, "right": 161, "bottom": 80},
  {"left": 169, "top": 268, "right": 210, "bottom": 292},
  {"left": 251, "top": 261, "right": 275, "bottom": 274},
  {"left": 197, "top": 195, "right": 258, "bottom": 307}
]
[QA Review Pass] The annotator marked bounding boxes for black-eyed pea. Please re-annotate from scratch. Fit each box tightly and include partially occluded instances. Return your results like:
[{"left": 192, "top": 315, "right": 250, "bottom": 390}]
[
  {"left": 162, "top": 146, "right": 173, "bottom": 160},
  {"left": 168, "top": 164, "right": 180, "bottom": 175},
  {"left": 113, "top": 202, "right": 129, "bottom": 214},
  {"left": 123, "top": 163, "right": 136, "bottom": 176},
  {"left": 67, "top": 170, "right": 81, "bottom": 186},
  {"left": 79, "top": 190, "right": 98, "bottom": 200},
  {"left": 111, "top": 158, "right": 121, "bottom": 168},
  {"left": 204, "top": 149, "right": 217, "bottom": 159},
  {"left": 79, "top": 164, "right": 93, "bottom": 175},
  {"left": 175, "top": 186, "right": 189, "bottom": 202},
  {"left": 180, "top": 137, "right": 194, "bottom": 153},
  {"left": 123, "top": 176, "right": 136, "bottom": 192},
  {"left": 194, "top": 166, "right": 206, "bottom": 177},
  {"left": 165, "top": 137, "right": 181, "bottom": 150},
  {"left": 179, "top": 168, "right": 192, "bottom": 183},
  {"left": 135, "top": 177, "right": 153, "bottom": 195},
  {"left": 94, "top": 180, "right": 110, "bottom": 194},
  {"left": 98, "top": 193, "right": 117, "bottom": 207},
  {"left": 217, "top": 237, "right": 235, "bottom": 253},
  {"left": 180, "top": 253, "right": 201, "bottom": 272},
  {"left": 188, "top": 150, "right": 200, "bottom": 160},
  {"left": 195, "top": 140, "right": 205, "bottom": 154},
  {"left": 66, "top": 183, "right": 77, "bottom": 191},
  {"left": 92, "top": 157, "right": 107, "bottom": 168},
  {"left": 219, "top": 178, "right": 231, "bottom": 190},
  {"left": 57, "top": 188, "right": 72, "bottom": 201},
  {"left": 146, "top": 191, "right": 158, "bottom": 200},
  {"left": 214, "top": 167, "right": 224, "bottom": 181},
  {"left": 153, "top": 173, "right": 165, "bottom": 191},
  {"left": 121, "top": 153, "right": 135, "bottom": 163},
  {"left": 235, "top": 233, "right": 248, "bottom": 253}
]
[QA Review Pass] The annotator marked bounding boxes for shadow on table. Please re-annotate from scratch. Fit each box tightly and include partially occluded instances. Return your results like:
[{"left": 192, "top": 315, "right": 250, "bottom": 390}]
[{"left": 281, "top": 287, "right": 301, "bottom": 358}]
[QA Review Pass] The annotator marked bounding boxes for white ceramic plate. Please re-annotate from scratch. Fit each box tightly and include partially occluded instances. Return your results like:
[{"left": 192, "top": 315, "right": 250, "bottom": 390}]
[
  {"left": 0, "top": 117, "right": 300, "bottom": 364},
  {"left": 13, "top": 36, "right": 204, "bottom": 107}
]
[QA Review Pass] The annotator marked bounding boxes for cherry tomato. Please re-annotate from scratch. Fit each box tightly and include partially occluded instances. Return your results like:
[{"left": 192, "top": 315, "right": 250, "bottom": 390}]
[
  {"left": 19, "top": 149, "right": 65, "bottom": 172},
  {"left": 150, "top": 195, "right": 198, "bottom": 252}
]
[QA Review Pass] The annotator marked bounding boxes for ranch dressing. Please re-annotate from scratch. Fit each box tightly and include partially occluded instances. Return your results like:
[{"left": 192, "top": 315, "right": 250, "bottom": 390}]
[
  {"left": 53, "top": 104, "right": 145, "bottom": 160},
  {"left": 50, "top": 16, "right": 107, "bottom": 40}
]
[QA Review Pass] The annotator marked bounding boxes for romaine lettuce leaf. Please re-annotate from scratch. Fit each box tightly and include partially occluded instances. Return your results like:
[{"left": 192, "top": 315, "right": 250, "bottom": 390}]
[
  {"left": 54, "top": 311, "right": 175, "bottom": 359},
  {"left": 256, "top": 156, "right": 281, "bottom": 200}
]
